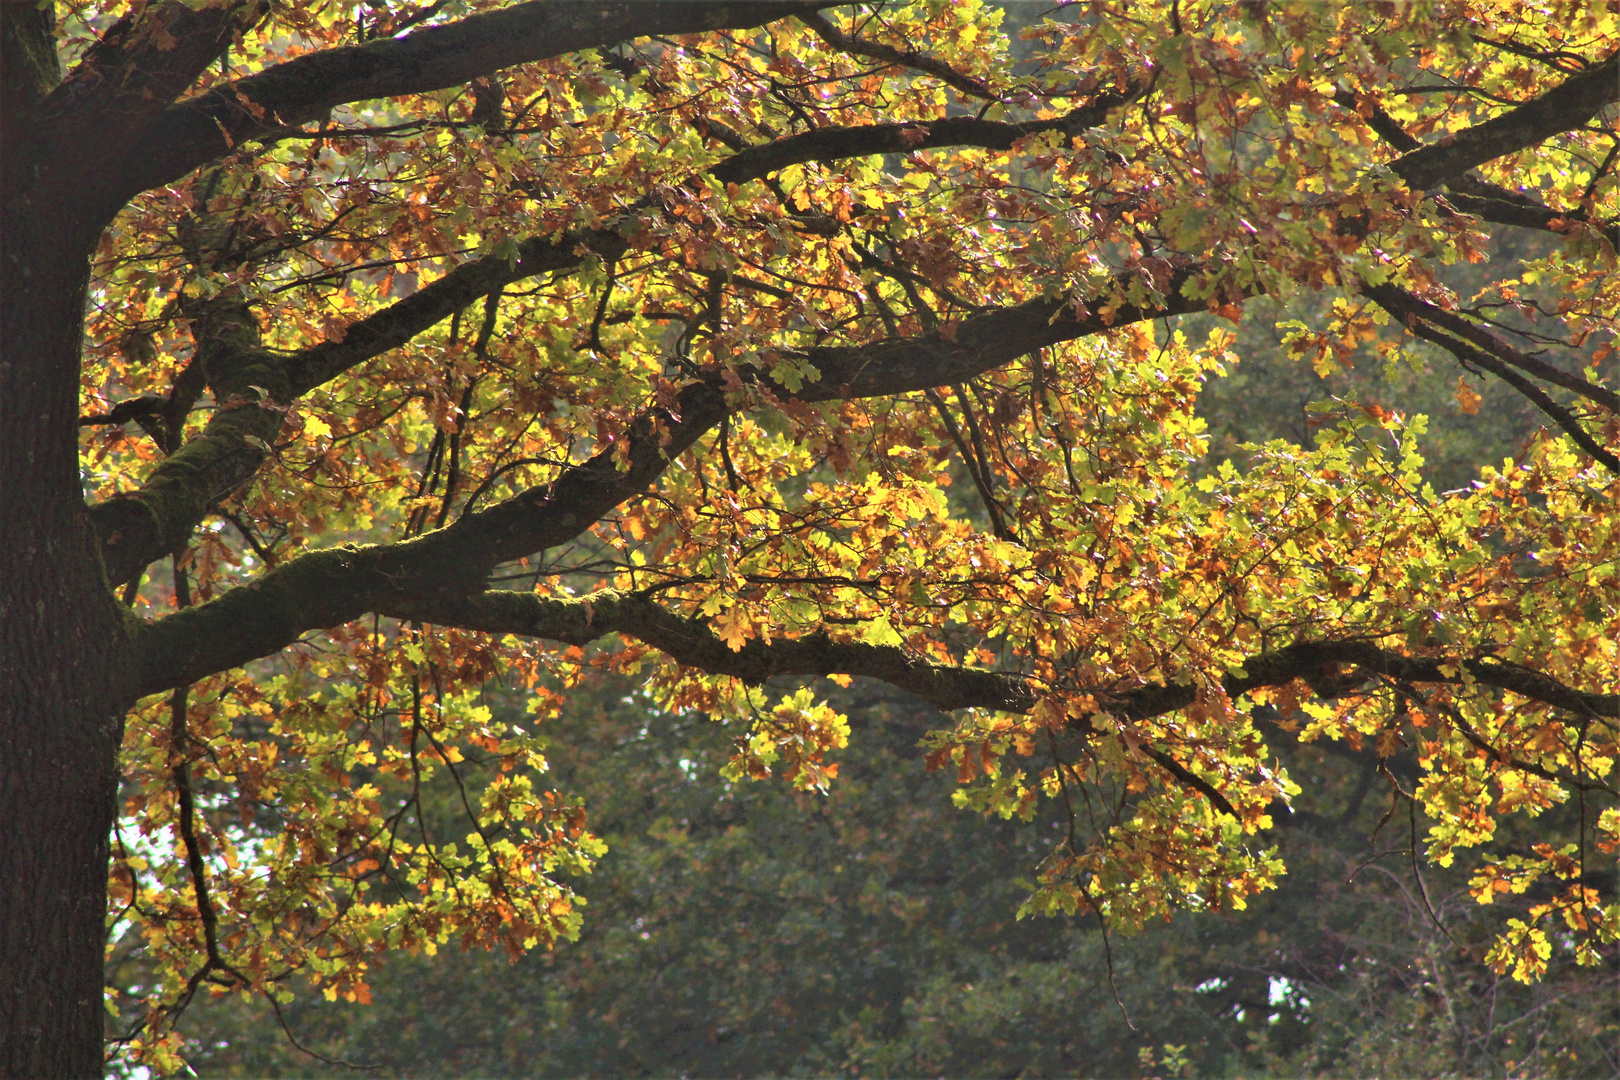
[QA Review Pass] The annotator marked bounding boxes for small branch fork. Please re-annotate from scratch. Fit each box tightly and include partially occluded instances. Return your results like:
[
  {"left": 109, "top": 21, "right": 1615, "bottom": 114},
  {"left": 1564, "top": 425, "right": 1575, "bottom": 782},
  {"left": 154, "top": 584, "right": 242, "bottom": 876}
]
[
  {"left": 924, "top": 386, "right": 1016, "bottom": 542},
  {"left": 113, "top": 552, "right": 376, "bottom": 1071},
  {"left": 163, "top": 551, "right": 249, "bottom": 1019},
  {"left": 796, "top": 10, "right": 999, "bottom": 102}
]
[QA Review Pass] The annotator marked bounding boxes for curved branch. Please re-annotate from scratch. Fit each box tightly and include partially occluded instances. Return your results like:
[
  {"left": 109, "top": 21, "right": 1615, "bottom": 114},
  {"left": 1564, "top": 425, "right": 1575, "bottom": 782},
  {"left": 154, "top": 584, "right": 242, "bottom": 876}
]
[
  {"left": 387, "top": 588, "right": 1036, "bottom": 712},
  {"left": 1366, "top": 282, "right": 1620, "bottom": 414},
  {"left": 118, "top": 1, "right": 826, "bottom": 201},
  {"left": 796, "top": 10, "right": 997, "bottom": 101},
  {"left": 1408, "top": 324, "right": 1619, "bottom": 473},
  {"left": 15, "top": 1, "right": 249, "bottom": 232},
  {"left": 1367, "top": 285, "right": 1620, "bottom": 473},
  {"left": 88, "top": 229, "right": 627, "bottom": 587},
  {"left": 1388, "top": 50, "right": 1619, "bottom": 191}
]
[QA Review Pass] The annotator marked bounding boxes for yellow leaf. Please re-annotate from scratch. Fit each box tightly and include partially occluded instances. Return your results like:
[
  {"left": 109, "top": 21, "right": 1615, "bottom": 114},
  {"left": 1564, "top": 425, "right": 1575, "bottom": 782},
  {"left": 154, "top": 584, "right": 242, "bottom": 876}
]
[
  {"left": 715, "top": 606, "right": 753, "bottom": 651},
  {"left": 1455, "top": 377, "right": 1482, "bottom": 416}
]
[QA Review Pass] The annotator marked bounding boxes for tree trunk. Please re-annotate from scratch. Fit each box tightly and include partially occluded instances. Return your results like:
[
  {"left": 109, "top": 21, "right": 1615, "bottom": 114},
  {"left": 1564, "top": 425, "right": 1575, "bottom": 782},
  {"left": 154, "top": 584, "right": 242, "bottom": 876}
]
[
  {"left": 1, "top": 218, "right": 136, "bottom": 1080},
  {"left": 3, "top": 10, "right": 136, "bottom": 1072},
  {"left": 0, "top": 557, "right": 130, "bottom": 1080}
]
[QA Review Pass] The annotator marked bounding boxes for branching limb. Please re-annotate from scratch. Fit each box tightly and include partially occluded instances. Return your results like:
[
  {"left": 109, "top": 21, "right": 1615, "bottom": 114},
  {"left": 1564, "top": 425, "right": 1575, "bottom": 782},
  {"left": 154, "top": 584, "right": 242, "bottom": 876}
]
[
  {"left": 356, "top": 595, "right": 1620, "bottom": 814},
  {"left": 92, "top": 297, "right": 300, "bottom": 588},
  {"left": 131, "top": 379, "right": 731, "bottom": 694},
  {"left": 30, "top": 1, "right": 252, "bottom": 218},
  {"left": 88, "top": 230, "right": 626, "bottom": 587},
  {"left": 1335, "top": 85, "right": 1620, "bottom": 249},
  {"left": 1367, "top": 287, "right": 1620, "bottom": 473},
  {"left": 125, "top": 255, "right": 1244, "bottom": 694},
  {"left": 117, "top": 2, "right": 830, "bottom": 201},
  {"left": 87, "top": 99, "right": 1153, "bottom": 585},
  {"left": 1386, "top": 50, "right": 1618, "bottom": 190}
]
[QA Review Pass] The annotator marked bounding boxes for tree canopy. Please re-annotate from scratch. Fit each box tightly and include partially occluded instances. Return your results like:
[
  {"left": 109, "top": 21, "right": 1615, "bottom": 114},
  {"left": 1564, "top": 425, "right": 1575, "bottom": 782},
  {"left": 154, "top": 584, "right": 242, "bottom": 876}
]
[{"left": 1, "top": 1, "right": 1616, "bottom": 1076}]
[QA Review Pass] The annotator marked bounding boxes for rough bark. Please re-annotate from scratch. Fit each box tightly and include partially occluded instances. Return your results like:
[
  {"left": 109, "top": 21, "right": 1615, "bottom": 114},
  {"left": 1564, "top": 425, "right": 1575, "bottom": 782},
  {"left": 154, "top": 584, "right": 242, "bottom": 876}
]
[{"left": 2, "top": 13, "right": 139, "bottom": 1071}]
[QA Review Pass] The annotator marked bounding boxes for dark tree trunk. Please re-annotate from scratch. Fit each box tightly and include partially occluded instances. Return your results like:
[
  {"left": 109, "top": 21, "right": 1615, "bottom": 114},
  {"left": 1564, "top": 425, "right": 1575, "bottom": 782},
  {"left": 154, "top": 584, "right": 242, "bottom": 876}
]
[
  {"left": 0, "top": 190, "right": 136, "bottom": 1080},
  {"left": 0, "top": 264, "right": 134, "bottom": 1078},
  {"left": 3, "top": 8, "right": 136, "bottom": 1076},
  {"left": 0, "top": 505, "right": 131, "bottom": 1080}
]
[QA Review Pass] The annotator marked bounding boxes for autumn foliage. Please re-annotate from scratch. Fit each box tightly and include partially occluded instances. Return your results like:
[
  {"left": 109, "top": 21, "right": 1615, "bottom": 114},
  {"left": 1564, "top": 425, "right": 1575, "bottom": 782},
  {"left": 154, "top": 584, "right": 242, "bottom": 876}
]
[{"left": 2, "top": 0, "right": 1618, "bottom": 1074}]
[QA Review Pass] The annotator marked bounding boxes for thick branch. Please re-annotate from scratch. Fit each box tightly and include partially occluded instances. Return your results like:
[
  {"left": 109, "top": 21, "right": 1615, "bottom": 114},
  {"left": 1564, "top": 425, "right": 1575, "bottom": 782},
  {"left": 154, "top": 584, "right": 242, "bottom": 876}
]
[
  {"left": 138, "top": 556, "right": 1619, "bottom": 720},
  {"left": 791, "top": 267, "right": 1215, "bottom": 401},
  {"left": 91, "top": 252, "right": 1203, "bottom": 587},
  {"left": 39, "top": 2, "right": 246, "bottom": 139},
  {"left": 1388, "top": 51, "right": 1619, "bottom": 191},
  {"left": 91, "top": 96, "right": 1146, "bottom": 586},
  {"left": 93, "top": 298, "right": 298, "bottom": 586},
  {"left": 385, "top": 589, "right": 1036, "bottom": 712},
  {"left": 88, "top": 229, "right": 627, "bottom": 586},
  {"left": 1335, "top": 87, "right": 1620, "bottom": 249},
  {"left": 119, "top": 1, "right": 826, "bottom": 201},
  {"left": 288, "top": 93, "right": 1152, "bottom": 398},
  {"left": 136, "top": 588, "right": 1618, "bottom": 825},
  {"left": 127, "top": 256, "right": 1234, "bottom": 688},
  {"left": 19, "top": 2, "right": 257, "bottom": 233},
  {"left": 710, "top": 91, "right": 1142, "bottom": 186},
  {"left": 131, "top": 379, "right": 731, "bottom": 692},
  {"left": 1443, "top": 182, "right": 1620, "bottom": 252}
]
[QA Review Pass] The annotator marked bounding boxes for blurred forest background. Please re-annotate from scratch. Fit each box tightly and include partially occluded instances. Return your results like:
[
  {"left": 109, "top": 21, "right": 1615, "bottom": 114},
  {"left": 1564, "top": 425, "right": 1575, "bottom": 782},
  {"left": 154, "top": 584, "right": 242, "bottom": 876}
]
[{"left": 162, "top": 218, "right": 1619, "bottom": 1078}]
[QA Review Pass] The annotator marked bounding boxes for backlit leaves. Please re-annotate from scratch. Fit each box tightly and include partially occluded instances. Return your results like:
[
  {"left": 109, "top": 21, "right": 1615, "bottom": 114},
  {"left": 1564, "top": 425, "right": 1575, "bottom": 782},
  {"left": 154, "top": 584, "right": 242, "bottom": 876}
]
[{"left": 76, "top": 0, "right": 1619, "bottom": 1068}]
